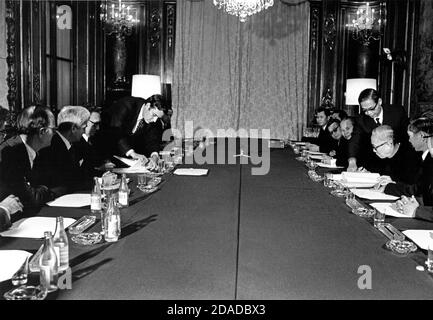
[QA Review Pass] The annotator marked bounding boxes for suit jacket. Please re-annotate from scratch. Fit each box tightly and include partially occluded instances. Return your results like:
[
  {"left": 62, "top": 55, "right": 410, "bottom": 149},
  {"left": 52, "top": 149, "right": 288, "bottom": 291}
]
[
  {"left": 316, "top": 124, "right": 336, "bottom": 154},
  {"left": 384, "top": 153, "right": 433, "bottom": 206},
  {"left": 0, "top": 207, "right": 11, "bottom": 231},
  {"left": 333, "top": 138, "right": 349, "bottom": 168},
  {"left": 100, "top": 96, "right": 163, "bottom": 157},
  {"left": 73, "top": 136, "right": 104, "bottom": 180},
  {"left": 33, "top": 132, "right": 90, "bottom": 192},
  {"left": 0, "top": 136, "right": 56, "bottom": 207},
  {"left": 357, "top": 104, "right": 409, "bottom": 169}
]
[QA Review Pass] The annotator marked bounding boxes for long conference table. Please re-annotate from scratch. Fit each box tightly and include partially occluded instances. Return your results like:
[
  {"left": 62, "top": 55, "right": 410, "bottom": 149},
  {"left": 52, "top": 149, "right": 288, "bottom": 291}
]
[{"left": 2, "top": 138, "right": 433, "bottom": 300}]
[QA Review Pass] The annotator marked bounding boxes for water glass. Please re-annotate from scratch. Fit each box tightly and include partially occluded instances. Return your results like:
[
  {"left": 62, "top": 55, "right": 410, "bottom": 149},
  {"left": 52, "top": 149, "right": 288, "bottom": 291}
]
[
  {"left": 373, "top": 209, "right": 385, "bottom": 228},
  {"left": 137, "top": 174, "right": 147, "bottom": 188},
  {"left": 158, "top": 159, "right": 166, "bottom": 173},
  {"left": 427, "top": 240, "right": 433, "bottom": 273}
]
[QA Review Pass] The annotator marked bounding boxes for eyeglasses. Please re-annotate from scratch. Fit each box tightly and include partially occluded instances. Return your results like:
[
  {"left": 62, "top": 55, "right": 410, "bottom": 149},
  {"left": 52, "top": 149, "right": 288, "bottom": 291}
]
[
  {"left": 362, "top": 103, "right": 378, "bottom": 113},
  {"left": 89, "top": 120, "right": 101, "bottom": 125},
  {"left": 372, "top": 141, "right": 388, "bottom": 151},
  {"left": 423, "top": 134, "right": 433, "bottom": 139}
]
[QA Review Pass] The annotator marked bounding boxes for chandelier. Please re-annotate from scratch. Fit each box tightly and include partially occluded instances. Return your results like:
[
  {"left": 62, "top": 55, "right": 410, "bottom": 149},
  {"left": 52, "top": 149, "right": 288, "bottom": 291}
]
[
  {"left": 100, "top": 0, "right": 138, "bottom": 38},
  {"left": 213, "top": 0, "right": 274, "bottom": 22},
  {"left": 347, "top": 2, "right": 385, "bottom": 46}
]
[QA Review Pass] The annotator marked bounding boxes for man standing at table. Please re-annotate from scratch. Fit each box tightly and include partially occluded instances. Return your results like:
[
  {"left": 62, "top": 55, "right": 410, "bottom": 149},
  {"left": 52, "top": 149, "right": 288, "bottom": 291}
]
[
  {"left": 100, "top": 95, "right": 166, "bottom": 170},
  {"left": 352, "top": 88, "right": 409, "bottom": 171}
]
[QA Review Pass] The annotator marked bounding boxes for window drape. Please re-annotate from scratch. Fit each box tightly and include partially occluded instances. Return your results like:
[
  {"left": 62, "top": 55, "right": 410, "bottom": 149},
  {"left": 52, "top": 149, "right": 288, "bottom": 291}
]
[{"left": 173, "top": 0, "right": 310, "bottom": 139}]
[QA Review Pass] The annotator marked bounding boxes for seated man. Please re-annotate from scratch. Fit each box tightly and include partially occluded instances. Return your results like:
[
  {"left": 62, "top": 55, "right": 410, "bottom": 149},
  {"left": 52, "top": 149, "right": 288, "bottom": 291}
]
[
  {"left": 324, "top": 119, "right": 347, "bottom": 167},
  {"left": 34, "top": 106, "right": 91, "bottom": 192},
  {"left": 370, "top": 125, "right": 420, "bottom": 186},
  {"left": 0, "top": 106, "right": 59, "bottom": 207},
  {"left": 0, "top": 195, "right": 23, "bottom": 231},
  {"left": 74, "top": 107, "right": 108, "bottom": 178},
  {"left": 100, "top": 94, "right": 165, "bottom": 169},
  {"left": 307, "top": 107, "right": 334, "bottom": 153},
  {"left": 381, "top": 116, "right": 433, "bottom": 206}
]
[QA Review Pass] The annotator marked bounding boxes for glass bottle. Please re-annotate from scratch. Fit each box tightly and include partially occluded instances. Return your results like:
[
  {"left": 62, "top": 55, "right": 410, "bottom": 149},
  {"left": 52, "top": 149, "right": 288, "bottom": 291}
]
[
  {"left": 91, "top": 177, "right": 102, "bottom": 214},
  {"left": 53, "top": 216, "right": 69, "bottom": 272},
  {"left": 104, "top": 195, "right": 121, "bottom": 242},
  {"left": 118, "top": 174, "right": 129, "bottom": 208},
  {"left": 39, "top": 231, "right": 58, "bottom": 292}
]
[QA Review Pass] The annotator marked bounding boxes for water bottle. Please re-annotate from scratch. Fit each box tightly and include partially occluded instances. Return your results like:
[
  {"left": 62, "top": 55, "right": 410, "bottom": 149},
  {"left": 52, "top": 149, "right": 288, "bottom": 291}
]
[
  {"left": 104, "top": 195, "right": 121, "bottom": 242},
  {"left": 39, "top": 231, "right": 58, "bottom": 292},
  {"left": 91, "top": 177, "right": 102, "bottom": 214},
  {"left": 118, "top": 174, "right": 129, "bottom": 208},
  {"left": 53, "top": 216, "right": 69, "bottom": 272}
]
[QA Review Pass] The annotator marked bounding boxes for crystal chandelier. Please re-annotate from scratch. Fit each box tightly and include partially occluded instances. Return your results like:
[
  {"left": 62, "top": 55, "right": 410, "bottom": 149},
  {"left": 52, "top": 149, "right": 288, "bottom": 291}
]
[
  {"left": 347, "top": 2, "right": 385, "bottom": 46},
  {"left": 100, "top": 0, "right": 138, "bottom": 38},
  {"left": 213, "top": 0, "right": 274, "bottom": 22}
]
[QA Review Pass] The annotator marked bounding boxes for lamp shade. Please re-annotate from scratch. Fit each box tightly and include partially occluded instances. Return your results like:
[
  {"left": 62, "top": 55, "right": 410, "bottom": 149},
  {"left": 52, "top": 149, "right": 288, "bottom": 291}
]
[
  {"left": 345, "top": 78, "right": 377, "bottom": 105},
  {"left": 131, "top": 75, "right": 161, "bottom": 100}
]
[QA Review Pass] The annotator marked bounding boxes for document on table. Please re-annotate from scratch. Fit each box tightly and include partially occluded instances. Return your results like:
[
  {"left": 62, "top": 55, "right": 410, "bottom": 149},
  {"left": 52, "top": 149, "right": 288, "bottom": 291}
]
[
  {"left": 341, "top": 172, "right": 380, "bottom": 183},
  {"left": 370, "top": 202, "right": 411, "bottom": 218},
  {"left": 0, "top": 250, "right": 32, "bottom": 282},
  {"left": 0, "top": 217, "right": 76, "bottom": 239},
  {"left": 309, "top": 154, "right": 326, "bottom": 160},
  {"left": 402, "top": 230, "right": 433, "bottom": 250},
  {"left": 113, "top": 155, "right": 140, "bottom": 167},
  {"left": 306, "top": 151, "right": 325, "bottom": 155},
  {"left": 316, "top": 163, "right": 344, "bottom": 169},
  {"left": 47, "top": 193, "right": 90, "bottom": 207},
  {"left": 112, "top": 155, "right": 150, "bottom": 173},
  {"left": 173, "top": 168, "right": 209, "bottom": 176},
  {"left": 350, "top": 189, "right": 399, "bottom": 201}
]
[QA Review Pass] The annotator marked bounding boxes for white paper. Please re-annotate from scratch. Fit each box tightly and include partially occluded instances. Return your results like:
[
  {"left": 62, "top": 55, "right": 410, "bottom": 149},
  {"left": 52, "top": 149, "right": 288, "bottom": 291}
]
[
  {"left": 402, "top": 230, "right": 433, "bottom": 250},
  {"left": 342, "top": 182, "right": 377, "bottom": 188},
  {"left": 47, "top": 193, "right": 90, "bottom": 207},
  {"left": 306, "top": 151, "right": 325, "bottom": 155},
  {"left": 317, "top": 163, "right": 344, "bottom": 169},
  {"left": 173, "top": 168, "right": 209, "bottom": 176},
  {"left": 294, "top": 142, "right": 306, "bottom": 146},
  {"left": 350, "top": 189, "right": 399, "bottom": 201},
  {"left": 370, "top": 202, "right": 412, "bottom": 218},
  {"left": 0, "top": 250, "right": 32, "bottom": 282},
  {"left": 113, "top": 155, "right": 140, "bottom": 167},
  {"left": 0, "top": 217, "right": 76, "bottom": 239},
  {"left": 309, "top": 154, "right": 326, "bottom": 160},
  {"left": 341, "top": 172, "right": 380, "bottom": 183},
  {"left": 112, "top": 167, "right": 150, "bottom": 174}
]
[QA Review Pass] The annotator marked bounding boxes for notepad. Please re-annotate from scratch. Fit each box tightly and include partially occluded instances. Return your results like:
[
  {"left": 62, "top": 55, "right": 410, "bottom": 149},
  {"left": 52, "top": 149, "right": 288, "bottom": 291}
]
[
  {"left": 402, "top": 230, "right": 433, "bottom": 250},
  {"left": 0, "top": 250, "right": 32, "bottom": 282},
  {"left": 173, "top": 168, "right": 209, "bottom": 176},
  {"left": 47, "top": 193, "right": 90, "bottom": 207},
  {"left": 370, "top": 202, "right": 411, "bottom": 218},
  {"left": 350, "top": 189, "right": 399, "bottom": 201},
  {"left": 0, "top": 217, "right": 76, "bottom": 239}
]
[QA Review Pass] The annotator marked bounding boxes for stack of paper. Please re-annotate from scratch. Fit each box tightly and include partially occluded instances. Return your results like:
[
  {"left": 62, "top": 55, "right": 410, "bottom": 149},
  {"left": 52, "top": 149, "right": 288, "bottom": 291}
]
[
  {"left": 370, "top": 202, "right": 411, "bottom": 218},
  {"left": 173, "top": 168, "right": 208, "bottom": 176},
  {"left": 112, "top": 155, "right": 150, "bottom": 174},
  {"left": 350, "top": 189, "right": 399, "bottom": 201},
  {"left": 341, "top": 172, "right": 380, "bottom": 183},
  {"left": 402, "top": 230, "right": 433, "bottom": 250},
  {"left": 0, "top": 250, "right": 32, "bottom": 282},
  {"left": 0, "top": 217, "right": 76, "bottom": 239},
  {"left": 47, "top": 193, "right": 90, "bottom": 207}
]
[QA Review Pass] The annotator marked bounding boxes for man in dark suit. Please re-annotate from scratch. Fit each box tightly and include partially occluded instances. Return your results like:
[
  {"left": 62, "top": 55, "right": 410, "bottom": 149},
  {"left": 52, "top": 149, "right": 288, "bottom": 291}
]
[
  {"left": 354, "top": 88, "right": 409, "bottom": 171},
  {"left": 307, "top": 107, "right": 335, "bottom": 154},
  {"left": 99, "top": 95, "right": 165, "bottom": 169},
  {"left": 0, "top": 106, "right": 58, "bottom": 208},
  {"left": 34, "top": 106, "right": 91, "bottom": 193}
]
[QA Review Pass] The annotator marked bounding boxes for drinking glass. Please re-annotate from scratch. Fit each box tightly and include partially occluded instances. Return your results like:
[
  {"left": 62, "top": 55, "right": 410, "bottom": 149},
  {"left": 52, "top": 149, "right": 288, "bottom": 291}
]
[
  {"left": 427, "top": 240, "right": 433, "bottom": 273},
  {"left": 373, "top": 209, "right": 385, "bottom": 228},
  {"left": 137, "top": 174, "right": 147, "bottom": 189}
]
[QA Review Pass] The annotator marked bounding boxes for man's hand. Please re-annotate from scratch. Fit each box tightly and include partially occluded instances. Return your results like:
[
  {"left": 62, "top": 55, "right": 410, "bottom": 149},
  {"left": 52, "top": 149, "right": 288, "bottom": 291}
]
[
  {"left": 395, "top": 195, "right": 419, "bottom": 218},
  {"left": 347, "top": 163, "right": 357, "bottom": 172},
  {"left": 329, "top": 150, "right": 336, "bottom": 157},
  {"left": 128, "top": 150, "right": 148, "bottom": 163},
  {"left": 146, "top": 153, "right": 159, "bottom": 171},
  {"left": 1, "top": 195, "right": 23, "bottom": 215}
]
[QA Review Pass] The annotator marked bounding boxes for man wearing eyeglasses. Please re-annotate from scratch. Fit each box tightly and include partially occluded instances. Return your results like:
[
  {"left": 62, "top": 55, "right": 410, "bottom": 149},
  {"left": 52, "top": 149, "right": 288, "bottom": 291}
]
[
  {"left": 100, "top": 95, "right": 166, "bottom": 170},
  {"left": 354, "top": 88, "right": 409, "bottom": 171}
]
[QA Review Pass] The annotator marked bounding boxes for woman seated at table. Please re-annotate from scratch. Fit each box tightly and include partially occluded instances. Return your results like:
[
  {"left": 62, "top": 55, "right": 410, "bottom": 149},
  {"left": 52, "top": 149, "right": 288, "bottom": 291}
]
[
  {"left": 0, "top": 106, "right": 60, "bottom": 208},
  {"left": 379, "top": 115, "right": 433, "bottom": 209},
  {"left": 370, "top": 125, "right": 421, "bottom": 186},
  {"left": 323, "top": 118, "right": 347, "bottom": 167},
  {"left": 0, "top": 195, "right": 23, "bottom": 231}
]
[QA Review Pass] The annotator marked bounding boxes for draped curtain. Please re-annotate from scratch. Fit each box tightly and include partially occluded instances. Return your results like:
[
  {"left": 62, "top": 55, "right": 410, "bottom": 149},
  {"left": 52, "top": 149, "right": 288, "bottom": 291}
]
[{"left": 172, "top": 0, "right": 310, "bottom": 139}]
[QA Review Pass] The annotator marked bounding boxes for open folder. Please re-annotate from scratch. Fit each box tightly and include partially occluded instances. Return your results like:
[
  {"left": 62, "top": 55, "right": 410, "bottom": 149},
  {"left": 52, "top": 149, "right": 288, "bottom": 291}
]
[{"left": 0, "top": 217, "right": 76, "bottom": 239}]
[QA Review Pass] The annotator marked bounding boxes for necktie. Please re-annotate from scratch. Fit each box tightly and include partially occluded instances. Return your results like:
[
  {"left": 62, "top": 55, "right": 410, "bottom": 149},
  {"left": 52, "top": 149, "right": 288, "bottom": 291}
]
[{"left": 375, "top": 118, "right": 381, "bottom": 125}]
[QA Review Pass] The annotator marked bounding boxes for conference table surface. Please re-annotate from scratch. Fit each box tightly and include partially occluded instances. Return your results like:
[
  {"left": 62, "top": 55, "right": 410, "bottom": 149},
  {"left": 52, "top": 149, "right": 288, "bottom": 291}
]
[{"left": 2, "top": 139, "right": 433, "bottom": 299}]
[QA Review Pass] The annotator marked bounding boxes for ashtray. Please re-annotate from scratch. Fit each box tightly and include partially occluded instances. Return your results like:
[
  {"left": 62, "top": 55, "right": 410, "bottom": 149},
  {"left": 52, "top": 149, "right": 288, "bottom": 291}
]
[
  {"left": 295, "top": 156, "right": 306, "bottom": 162},
  {"left": 330, "top": 189, "right": 347, "bottom": 197},
  {"left": 71, "top": 232, "right": 102, "bottom": 245},
  {"left": 4, "top": 285, "right": 47, "bottom": 300},
  {"left": 138, "top": 186, "right": 158, "bottom": 194},
  {"left": 352, "top": 207, "right": 376, "bottom": 218},
  {"left": 386, "top": 239, "right": 417, "bottom": 255}
]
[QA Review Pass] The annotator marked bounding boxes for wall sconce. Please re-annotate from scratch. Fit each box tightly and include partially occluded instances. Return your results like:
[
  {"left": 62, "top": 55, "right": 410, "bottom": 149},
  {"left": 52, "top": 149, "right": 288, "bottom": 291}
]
[
  {"left": 383, "top": 48, "right": 407, "bottom": 68},
  {"left": 131, "top": 75, "right": 161, "bottom": 100},
  {"left": 345, "top": 78, "right": 377, "bottom": 105}
]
